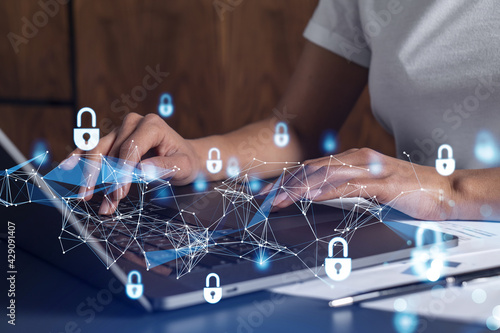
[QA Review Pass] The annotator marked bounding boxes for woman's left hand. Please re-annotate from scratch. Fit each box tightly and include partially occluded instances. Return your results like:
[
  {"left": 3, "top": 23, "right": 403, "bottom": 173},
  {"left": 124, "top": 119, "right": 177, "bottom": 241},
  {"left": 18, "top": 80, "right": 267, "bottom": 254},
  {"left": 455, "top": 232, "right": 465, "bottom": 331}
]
[{"left": 267, "top": 148, "right": 456, "bottom": 220}]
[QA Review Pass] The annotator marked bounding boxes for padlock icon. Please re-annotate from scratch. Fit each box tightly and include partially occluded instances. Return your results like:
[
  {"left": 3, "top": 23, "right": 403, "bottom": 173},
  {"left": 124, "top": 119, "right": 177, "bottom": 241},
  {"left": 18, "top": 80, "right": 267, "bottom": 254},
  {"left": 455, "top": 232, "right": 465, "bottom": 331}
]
[
  {"left": 126, "top": 270, "right": 144, "bottom": 299},
  {"left": 325, "top": 237, "right": 351, "bottom": 281},
  {"left": 74, "top": 107, "right": 100, "bottom": 151},
  {"left": 274, "top": 122, "right": 289, "bottom": 148},
  {"left": 435, "top": 144, "right": 455, "bottom": 176},
  {"left": 226, "top": 157, "right": 240, "bottom": 178},
  {"left": 412, "top": 223, "right": 445, "bottom": 282},
  {"left": 158, "top": 93, "right": 174, "bottom": 118},
  {"left": 206, "top": 148, "right": 223, "bottom": 174},
  {"left": 203, "top": 273, "right": 222, "bottom": 304}
]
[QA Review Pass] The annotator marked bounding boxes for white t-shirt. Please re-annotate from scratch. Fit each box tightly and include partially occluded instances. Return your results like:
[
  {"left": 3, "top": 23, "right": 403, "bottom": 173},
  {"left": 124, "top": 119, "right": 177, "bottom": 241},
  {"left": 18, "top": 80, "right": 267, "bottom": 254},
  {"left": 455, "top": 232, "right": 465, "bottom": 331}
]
[{"left": 304, "top": 0, "right": 500, "bottom": 169}]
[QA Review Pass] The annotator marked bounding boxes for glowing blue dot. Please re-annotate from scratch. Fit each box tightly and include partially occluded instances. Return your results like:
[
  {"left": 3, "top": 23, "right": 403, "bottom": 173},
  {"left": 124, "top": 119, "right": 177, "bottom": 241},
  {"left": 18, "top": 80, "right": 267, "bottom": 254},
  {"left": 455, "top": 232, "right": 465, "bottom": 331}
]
[
  {"left": 393, "top": 312, "right": 418, "bottom": 333},
  {"left": 493, "top": 305, "right": 500, "bottom": 320},
  {"left": 426, "top": 260, "right": 442, "bottom": 282},
  {"left": 226, "top": 157, "right": 240, "bottom": 178},
  {"left": 154, "top": 187, "right": 171, "bottom": 204},
  {"left": 475, "top": 130, "right": 499, "bottom": 165},
  {"left": 249, "top": 179, "right": 261, "bottom": 192},
  {"left": 31, "top": 139, "right": 50, "bottom": 167},
  {"left": 369, "top": 163, "right": 382, "bottom": 175},
  {"left": 194, "top": 176, "right": 207, "bottom": 192},
  {"left": 255, "top": 253, "right": 270, "bottom": 271},
  {"left": 472, "top": 288, "right": 487, "bottom": 304},
  {"left": 321, "top": 130, "right": 337, "bottom": 154},
  {"left": 486, "top": 316, "right": 500, "bottom": 331},
  {"left": 394, "top": 298, "right": 407, "bottom": 312},
  {"left": 256, "top": 260, "right": 269, "bottom": 270},
  {"left": 480, "top": 204, "right": 493, "bottom": 218}
]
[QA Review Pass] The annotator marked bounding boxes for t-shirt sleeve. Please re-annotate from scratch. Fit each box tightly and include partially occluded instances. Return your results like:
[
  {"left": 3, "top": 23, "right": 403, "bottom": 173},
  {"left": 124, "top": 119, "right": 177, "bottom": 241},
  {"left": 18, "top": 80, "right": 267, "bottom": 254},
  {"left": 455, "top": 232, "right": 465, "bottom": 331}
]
[{"left": 303, "top": 0, "right": 371, "bottom": 68}]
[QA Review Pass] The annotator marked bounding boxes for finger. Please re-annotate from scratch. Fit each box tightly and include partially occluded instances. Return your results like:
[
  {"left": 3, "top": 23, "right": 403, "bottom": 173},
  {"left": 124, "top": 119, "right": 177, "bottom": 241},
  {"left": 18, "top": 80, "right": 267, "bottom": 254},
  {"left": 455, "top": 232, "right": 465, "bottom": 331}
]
[
  {"left": 59, "top": 128, "right": 123, "bottom": 169},
  {"left": 312, "top": 178, "right": 380, "bottom": 202},
  {"left": 59, "top": 148, "right": 85, "bottom": 170},
  {"left": 277, "top": 164, "right": 311, "bottom": 194},
  {"left": 262, "top": 164, "right": 320, "bottom": 206},
  {"left": 328, "top": 148, "right": 360, "bottom": 160},
  {"left": 110, "top": 114, "right": 169, "bottom": 203},
  {"left": 270, "top": 149, "right": 383, "bottom": 209},
  {"left": 279, "top": 154, "right": 365, "bottom": 193},
  {"left": 274, "top": 165, "right": 369, "bottom": 208},
  {"left": 139, "top": 155, "right": 189, "bottom": 184},
  {"left": 266, "top": 165, "right": 323, "bottom": 211},
  {"left": 98, "top": 114, "right": 145, "bottom": 205},
  {"left": 257, "top": 163, "right": 302, "bottom": 196},
  {"left": 260, "top": 149, "right": 368, "bottom": 199},
  {"left": 94, "top": 114, "right": 144, "bottom": 212},
  {"left": 98, "top": 194, "right": 119, "bottom": 216},
  {"left": 325, "top": 149, "right": 387, "bottom": 177},
  {"left": 277, "top": 181, "right": 375, "bottom": 210},
  {"left": 101, "top": 115, "right": 176, "bottom": 215},
  {"left": 258, "top": 181, "right": 274, "bottom": 196},
  {"left": 78, "top": 154, "right": 102, "bottom": 200},
  {"left": 77, "top": 131, "right": 119, "bottom": 200},
  {"left": 107, "top": 113, "right": 144, "bottom": 158},
  {"left": 272, "top": 169, "right": 321, "bottom": 207},
  {"left": 316, "top": 155, "right": 371, "bottom": 172}
]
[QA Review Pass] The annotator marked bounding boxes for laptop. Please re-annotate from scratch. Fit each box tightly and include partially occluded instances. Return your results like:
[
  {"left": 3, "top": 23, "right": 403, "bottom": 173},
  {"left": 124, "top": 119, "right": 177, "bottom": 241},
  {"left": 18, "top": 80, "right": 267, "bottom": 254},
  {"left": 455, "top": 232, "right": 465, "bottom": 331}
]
[{"left": 0, "top": 129, "right": 458, "bottom": 311}]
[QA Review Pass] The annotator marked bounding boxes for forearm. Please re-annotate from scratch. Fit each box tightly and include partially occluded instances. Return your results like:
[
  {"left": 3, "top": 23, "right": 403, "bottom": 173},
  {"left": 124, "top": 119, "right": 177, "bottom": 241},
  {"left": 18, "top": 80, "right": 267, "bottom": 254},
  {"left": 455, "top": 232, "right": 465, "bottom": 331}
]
[
  {"left": 189, "top": 116, "right": 303, "bottom": 181},
  {"left": 451, "top": 168, "right": 500, "bottom": 220},
  {"left": 187, "top": 41, "right": 368, "bottom": 182}
]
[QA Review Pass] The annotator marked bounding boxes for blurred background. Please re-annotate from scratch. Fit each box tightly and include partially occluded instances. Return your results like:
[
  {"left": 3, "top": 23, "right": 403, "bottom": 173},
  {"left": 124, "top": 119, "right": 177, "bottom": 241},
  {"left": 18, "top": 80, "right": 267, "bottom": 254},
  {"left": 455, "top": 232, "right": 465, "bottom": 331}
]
[{"left": 0, "top": 0, "right": 394, "bottom": 168}]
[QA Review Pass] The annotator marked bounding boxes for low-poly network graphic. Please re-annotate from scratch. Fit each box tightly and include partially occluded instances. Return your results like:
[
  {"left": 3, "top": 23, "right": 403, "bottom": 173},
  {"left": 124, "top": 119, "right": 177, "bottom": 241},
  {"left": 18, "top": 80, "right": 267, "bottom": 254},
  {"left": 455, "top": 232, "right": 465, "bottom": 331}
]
[{"left": 0, "top": 151, "right": 444, "bottom": 283}]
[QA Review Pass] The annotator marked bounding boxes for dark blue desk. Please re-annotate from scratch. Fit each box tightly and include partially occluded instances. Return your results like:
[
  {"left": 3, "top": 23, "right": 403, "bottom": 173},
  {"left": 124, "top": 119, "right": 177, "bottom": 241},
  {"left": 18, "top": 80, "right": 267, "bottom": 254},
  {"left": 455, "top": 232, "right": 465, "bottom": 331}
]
[{"left": 0, "top": 241, "right": 487, "bottom": 333}]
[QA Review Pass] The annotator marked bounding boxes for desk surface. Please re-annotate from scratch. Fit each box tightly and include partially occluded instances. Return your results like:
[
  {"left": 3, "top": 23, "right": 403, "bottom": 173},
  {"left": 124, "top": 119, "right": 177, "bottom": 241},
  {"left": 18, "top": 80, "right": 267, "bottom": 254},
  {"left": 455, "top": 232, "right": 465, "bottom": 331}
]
[{"left": 0, "top": 241, "right": 487, "bottom": 333}]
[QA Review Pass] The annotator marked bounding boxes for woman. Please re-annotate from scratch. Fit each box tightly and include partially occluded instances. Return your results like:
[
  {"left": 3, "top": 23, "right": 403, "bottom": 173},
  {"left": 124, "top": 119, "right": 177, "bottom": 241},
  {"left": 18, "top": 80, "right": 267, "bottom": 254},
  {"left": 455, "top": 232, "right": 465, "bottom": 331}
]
[{"left": 65, "top": 0, "right": 500, "bottom": 221}]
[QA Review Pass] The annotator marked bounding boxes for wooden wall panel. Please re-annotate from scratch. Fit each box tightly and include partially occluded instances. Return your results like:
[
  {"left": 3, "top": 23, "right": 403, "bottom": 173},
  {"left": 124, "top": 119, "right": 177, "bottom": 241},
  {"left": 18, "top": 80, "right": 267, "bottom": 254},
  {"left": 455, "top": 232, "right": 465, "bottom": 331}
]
[
  {"left": 219, "top": 0, "right": 318, "bottom": 129},
  {"left": 0, "top": 0, "right": 395, "bottom": 165},
  {"left": 74, "top": 0, "right": 223, "bottom": 138},
  {"left": 0, "top": 0, "right": 71, "bottom": 100},
  {"left": 1, "top": 107, "right": 73, "bottom": 163},
  {"left": 74, "top": 0, "right": 318, "bottom": 139},
  {"left": 72, "top": 0, "right": 394, "bottom": 154}
]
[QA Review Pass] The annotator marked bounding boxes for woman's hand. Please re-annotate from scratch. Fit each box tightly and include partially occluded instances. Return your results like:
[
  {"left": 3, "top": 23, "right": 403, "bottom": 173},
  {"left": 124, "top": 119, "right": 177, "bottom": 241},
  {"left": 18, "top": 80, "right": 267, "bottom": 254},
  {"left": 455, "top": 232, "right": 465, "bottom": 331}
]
[
  {"left": 266, "top": 148, "right": 456, "bottom": 220},
  {"left": 61, "top": 113, "right": 201, "bottom": 214}
]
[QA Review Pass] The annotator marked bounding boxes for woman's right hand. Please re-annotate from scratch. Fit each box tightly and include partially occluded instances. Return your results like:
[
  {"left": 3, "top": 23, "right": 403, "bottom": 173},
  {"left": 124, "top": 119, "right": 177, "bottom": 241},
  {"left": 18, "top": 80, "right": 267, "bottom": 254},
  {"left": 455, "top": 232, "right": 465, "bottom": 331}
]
[{"left": 60, "top": 112, "right": 202, "bottom": 215}]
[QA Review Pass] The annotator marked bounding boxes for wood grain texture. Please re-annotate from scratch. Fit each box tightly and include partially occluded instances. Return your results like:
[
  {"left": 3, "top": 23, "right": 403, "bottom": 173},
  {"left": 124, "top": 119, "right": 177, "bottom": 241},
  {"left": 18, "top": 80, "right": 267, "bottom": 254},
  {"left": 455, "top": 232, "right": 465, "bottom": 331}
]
[
  {"left": 74, "top": 0, "right": 221, "bottom": 138},
  {"left": 217, "top": 0, "right": 318, "bottom": 130},
  {"left": 1, "top": 106, "right": 73, "bottom": 163},
  {"left": 74, "top": 0, "right": 395, "bottom": 157},
  {"left": 0, "top": 0, "right": 395, "bottom": 169},
  {"left": 0, "top": 0, "right": 71, "bottom": 100},
  {"left": 74, "top": 0, "right": 317, "bottom": 138}
]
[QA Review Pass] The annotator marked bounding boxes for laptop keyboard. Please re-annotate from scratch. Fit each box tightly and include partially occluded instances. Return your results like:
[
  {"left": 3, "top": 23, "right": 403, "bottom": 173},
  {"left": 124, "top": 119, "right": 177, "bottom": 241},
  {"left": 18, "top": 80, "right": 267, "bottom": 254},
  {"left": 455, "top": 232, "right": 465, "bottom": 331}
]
[{"left": 74, "top": 197, "right": 291, "bottom": 272}]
